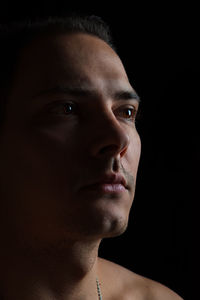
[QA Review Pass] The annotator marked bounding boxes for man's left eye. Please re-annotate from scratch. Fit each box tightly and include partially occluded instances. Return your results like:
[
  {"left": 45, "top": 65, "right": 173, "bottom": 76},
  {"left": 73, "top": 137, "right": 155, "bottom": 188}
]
[{"left": 118, "top": 107, "right": 137, "bottom": 121}]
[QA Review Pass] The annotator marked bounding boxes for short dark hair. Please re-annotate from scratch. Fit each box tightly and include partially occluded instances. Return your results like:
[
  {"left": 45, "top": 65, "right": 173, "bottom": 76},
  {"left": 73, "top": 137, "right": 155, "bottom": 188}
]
[{"left": 0, "top": 13, "right": 116, "bottom": 128}]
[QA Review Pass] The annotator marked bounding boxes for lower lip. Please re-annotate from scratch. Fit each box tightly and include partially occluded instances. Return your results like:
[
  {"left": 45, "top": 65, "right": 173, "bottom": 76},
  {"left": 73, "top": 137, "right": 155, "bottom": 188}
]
[{"left": 83, "top": 183, "right": 126, "bottom": 193}]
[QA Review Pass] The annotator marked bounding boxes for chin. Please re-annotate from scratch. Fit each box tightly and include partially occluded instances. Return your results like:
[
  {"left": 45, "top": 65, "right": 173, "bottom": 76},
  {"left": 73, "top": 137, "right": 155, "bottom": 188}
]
[
  {"left": 97, "top": 200, "right": 131, "bottom": 238},
  {"left": 100, "top": 215, "right": 129, "bottom": 238},
  {"left": 83, "top": 208, "right": 130, "bottom": 239},
  {"left": 65, "top": 195, "right": 132, "bottom": 240},
  {"left": 71, "top": 208, "right": 129, "bottom": 241}
]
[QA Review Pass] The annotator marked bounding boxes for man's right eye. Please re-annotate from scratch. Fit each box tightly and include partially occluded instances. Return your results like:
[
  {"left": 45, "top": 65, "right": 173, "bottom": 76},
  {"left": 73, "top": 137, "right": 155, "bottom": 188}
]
[
  {"left": 63, "top": 102, "right": 77, "bottom": 114},
  {"left": 47, "top": 101, "right": 78, "bottom": 115}
]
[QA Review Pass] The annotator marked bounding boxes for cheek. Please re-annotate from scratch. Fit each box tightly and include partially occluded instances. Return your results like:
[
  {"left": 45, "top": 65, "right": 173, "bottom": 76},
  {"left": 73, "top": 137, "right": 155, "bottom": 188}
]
[{"left": 126, "top": 131, "right": 141, "bottom": 175}]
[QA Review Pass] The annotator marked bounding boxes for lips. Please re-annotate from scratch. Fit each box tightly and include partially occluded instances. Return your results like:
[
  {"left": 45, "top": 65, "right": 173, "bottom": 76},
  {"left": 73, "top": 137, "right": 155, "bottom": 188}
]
[{"left": 80, "top": 173, "right": 128, "bottom": 192}]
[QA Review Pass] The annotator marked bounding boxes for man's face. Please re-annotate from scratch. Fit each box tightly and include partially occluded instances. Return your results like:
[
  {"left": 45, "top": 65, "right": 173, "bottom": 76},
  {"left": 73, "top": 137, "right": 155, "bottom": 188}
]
[{"left": 0, "top": 33, "right": 141, "bottom": 248}]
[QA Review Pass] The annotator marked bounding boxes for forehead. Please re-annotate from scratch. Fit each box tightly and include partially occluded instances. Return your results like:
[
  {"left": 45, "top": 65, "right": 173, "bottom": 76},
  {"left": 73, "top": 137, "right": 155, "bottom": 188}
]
[{"left": 10, "top": 32, "right": 134, "bottom": 103}]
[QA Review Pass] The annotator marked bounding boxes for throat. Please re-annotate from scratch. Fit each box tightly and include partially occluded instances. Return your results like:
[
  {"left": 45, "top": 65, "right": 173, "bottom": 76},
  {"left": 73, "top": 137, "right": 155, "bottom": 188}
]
[{"left": 0, "top": 240, "right": 101, "bottom": 300}]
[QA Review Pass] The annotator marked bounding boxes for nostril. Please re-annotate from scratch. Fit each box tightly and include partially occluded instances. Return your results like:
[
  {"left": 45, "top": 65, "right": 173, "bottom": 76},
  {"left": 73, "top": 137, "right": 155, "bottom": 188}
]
[
  {"left": 90, "top": 118, "right": 130, "bottom": 158},
  {"left": 97, "top": 142, "right": 128, "bottom": 159}
]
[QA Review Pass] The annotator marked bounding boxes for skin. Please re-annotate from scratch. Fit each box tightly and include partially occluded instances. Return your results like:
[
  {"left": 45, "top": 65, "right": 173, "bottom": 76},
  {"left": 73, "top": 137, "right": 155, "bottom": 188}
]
[{"left": 0, "top": 32, "right": 183, "bottom": 299}]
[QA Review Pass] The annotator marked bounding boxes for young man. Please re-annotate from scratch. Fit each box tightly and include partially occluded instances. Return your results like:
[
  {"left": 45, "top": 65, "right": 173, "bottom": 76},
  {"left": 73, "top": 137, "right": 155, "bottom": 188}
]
[{"left": 0, "top": 14, "right": 183, "bottom": 299}]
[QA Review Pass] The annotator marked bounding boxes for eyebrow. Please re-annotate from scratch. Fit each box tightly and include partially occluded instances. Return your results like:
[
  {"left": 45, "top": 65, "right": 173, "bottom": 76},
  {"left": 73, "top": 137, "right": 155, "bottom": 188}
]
[{"left": 33, "top": 85, "right": 141, "bottom": 103}]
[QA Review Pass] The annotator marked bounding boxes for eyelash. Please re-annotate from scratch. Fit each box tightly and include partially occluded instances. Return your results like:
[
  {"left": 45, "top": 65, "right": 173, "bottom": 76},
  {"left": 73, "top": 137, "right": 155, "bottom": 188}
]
[{"left": 48, "top": 102, "right": 137, "bottom": 122}]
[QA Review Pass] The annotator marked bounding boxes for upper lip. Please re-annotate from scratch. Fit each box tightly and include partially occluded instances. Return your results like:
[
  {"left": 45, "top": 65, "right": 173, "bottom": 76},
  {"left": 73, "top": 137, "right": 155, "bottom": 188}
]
[{"left": 81, "top": 173, "right": 128, "bottom": 190}]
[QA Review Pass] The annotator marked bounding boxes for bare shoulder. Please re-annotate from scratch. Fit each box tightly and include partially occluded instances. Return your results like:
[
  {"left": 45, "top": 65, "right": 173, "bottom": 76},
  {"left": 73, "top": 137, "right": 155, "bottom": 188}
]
[{"left": 97, "top": 257, "right": 184, "bottom": 300}]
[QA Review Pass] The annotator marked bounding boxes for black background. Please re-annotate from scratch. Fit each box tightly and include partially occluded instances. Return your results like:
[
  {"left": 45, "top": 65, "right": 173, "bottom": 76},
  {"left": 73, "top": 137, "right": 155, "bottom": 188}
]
[{"left": 1, "top": 2, "right": 199, "bottom": 300}]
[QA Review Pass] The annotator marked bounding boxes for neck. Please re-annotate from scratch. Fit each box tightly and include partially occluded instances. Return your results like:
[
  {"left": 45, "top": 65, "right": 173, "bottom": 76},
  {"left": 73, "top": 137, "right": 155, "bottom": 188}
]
[{"left": 0, "top": 239, "right": 101, "bottom": 300}]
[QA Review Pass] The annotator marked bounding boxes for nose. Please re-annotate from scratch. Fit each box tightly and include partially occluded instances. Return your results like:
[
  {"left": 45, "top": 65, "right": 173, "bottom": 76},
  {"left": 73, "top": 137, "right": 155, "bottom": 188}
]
[{"left": 89, "top": 111, "right": 130, "bottom": 159}]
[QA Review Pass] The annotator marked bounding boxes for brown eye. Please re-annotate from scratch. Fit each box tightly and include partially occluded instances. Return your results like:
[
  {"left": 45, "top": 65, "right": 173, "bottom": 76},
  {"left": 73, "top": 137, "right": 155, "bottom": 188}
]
[
  {"left": 46, "top": 101, "right": 78, "bottom": 116},
  {"left": 63, "top": 103, "right": 77, "bottom": 114},
  {"left": 119, "top": 107, "right": 137, "bottom": 120},
  {"left": 125, "top": 108, "right": 134, "bottom": 117}
]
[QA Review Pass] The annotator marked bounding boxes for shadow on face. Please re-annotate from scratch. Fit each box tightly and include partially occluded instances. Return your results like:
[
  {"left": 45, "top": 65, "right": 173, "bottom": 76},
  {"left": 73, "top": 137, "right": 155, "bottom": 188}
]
[{"left": 0, "top": 32, "right": 141, "bottom": 249}]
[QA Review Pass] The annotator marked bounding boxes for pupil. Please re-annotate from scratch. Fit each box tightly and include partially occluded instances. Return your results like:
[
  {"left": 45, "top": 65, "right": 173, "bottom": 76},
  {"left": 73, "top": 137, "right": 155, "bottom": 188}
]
[
  {"left": 127, "top": 109, "right": 132, "bottom": 116},
  {"left": 64, "top": 104, "right": 73, "bottom": 113}
]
